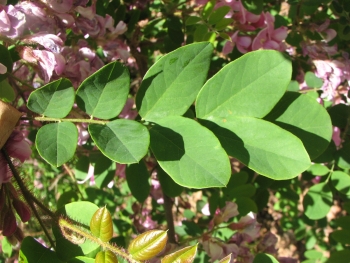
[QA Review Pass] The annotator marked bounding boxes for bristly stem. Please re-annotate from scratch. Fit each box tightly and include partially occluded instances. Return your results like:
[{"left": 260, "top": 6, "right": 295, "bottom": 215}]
[
  {"left": 59, "top": 217, "right": 141, "bottom": 263},
  {"left": 2, "top": 149, "right": 56, "bottom": 248}
]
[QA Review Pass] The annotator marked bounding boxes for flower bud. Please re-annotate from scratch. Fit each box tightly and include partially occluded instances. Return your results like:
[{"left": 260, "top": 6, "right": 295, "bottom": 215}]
[
  {"left": 2, "top": 209, "right": 17, "bottom": 236},
  {"left": 12, "top": 199, "right": 31, "bottom": 222}
]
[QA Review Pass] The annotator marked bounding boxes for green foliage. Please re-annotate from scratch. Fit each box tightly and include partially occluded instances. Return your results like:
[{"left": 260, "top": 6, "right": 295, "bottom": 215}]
[
  {"left": 125, "top": 161, "right": 150, "bottom": 203},
  {"left": 76, "top": 61, "right": 130, "bottom": 119},
  {"left": 27, "top": 78, "right": 75, "bottom": 118}
]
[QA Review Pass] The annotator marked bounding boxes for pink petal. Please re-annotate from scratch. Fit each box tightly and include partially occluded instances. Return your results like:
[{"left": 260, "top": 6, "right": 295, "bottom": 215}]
[
  {"left": 272, "top": 26, "right": 288, "bottom": 42},
  {"left": 0, "top": 62, "right": 7, "bottom": 74},
  {"left": 47, "top": 0, "right": 73, "bottom": 13}
]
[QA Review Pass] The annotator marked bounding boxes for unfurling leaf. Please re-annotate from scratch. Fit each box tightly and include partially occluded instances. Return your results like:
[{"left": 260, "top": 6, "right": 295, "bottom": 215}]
[
  {"left": 218, "top": 254, "right": 232, "bottom": 263},
  {"left": 95, "top": 250, "right": 119, "bottom": 263},
  {"left": 161, "top": 244, "right": 197, "bottom": 263},
  {"left": 128, "top": 230, "right": 168, "bottom": 261},
  {"left": 90, "top": 207, "right": 113, "bottom": 242}
]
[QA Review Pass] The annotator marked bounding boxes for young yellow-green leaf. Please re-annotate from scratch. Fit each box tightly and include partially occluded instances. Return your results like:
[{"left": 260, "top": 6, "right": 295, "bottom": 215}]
[
  {"left": 90, "top": 207, "right": 113, "bottom": 242},
  {"left": 36, "top": 122, "right": 78, "bottom": 167},
  {"left": 161, "top": 244, "right": 197, "bottom": 263},
  {"left": 128, "top": 230, "right": 168, "bottom": 261},
  {"left": 76, "top": 61, "right": 130, "bottom": 120},
  {"left": 218, "top": 254, "right": 232, "bottom": 263},
  {"left": 27, "top": 78, "right": 75, "bottom": 118},
  {"left": 95, "top": 251, "right": 119, "bottom": 263}
]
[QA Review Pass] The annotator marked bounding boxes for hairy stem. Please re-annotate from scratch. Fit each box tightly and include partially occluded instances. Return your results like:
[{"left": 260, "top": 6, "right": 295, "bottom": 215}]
[{"left": 59, "top": 218, "right": 141, "bottom": 263}]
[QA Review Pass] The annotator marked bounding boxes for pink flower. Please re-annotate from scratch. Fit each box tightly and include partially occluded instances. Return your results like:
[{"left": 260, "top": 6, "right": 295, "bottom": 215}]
[
  {"left": 229, "top": 212, "right": 261, "bottom": 242},
  {"left": 46, "top": 0, "right": 73, "bottom": 13},
  {"left": 119, "top": 98, "right": 138, "bottom": 120},
  {"left": 332, "top": 126, "right": 342, "bottom": 146},
  {"left": 223, "top": 31, "right": 252, "bottom": 54},
  {"left": 27, "top": 33, "right": 64, "bottom": 53},
  {"left": 0, "top": 130, "right": 32, "bottom": 185},
  {"left": 0, "top": 5, "right": 26, "bottom": 38},
  {"left": 32, "top": 50, "right": 66, "bottom": 82},
  {"left": 150, "top": 179, "right": 164, "bottom": 204}
]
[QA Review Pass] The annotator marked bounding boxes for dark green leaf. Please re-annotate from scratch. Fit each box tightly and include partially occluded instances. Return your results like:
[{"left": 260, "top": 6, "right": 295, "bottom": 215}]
[
  {"left": 0, "top": 79, "right": 15, "bottom": 102},
  {"left": 242, "top": 0, "right": 263, "bottom": 15},
  {"left": 331, "top": 171, "right": 350, "bottom": 196},
  {"left": 20, "top": 237, "right": 64, "bottom": 263},
  {"left": 264, "top": 92, "right": 332, "bottom": 160},
  {"left": 201, "top": 116, "right": 311, "bottom": 180},
  {"left": 331, "top": 230, "right": 350, "bottom": 244},
  {"left": 136, "top": 42, "right": 213, "bottom": 121},
  {"left": 208, "top": 6, "right": 231, "bottom": 25},
  {"left": 0, "top": 44, "right": 13, "bottom": 82},
  {"left": 76, "top": 61, "right": 129, "bottom": 119},
  {"left": 27, "top": 78, "right": 75, "bottom": 118},
  {"left": 149, "top": 116, "right": 231, "bottom": 188},
  {"left": 253, "top": 253, "right": 279, "bottom": 263},
  {"left": 303, "top": 182, "right": 333, "bottom": 220},
  {"left": 89, "top": 119, "right": 149, "bottom": 163},
  {"left": 157, "top": 166, "right": 183, "bottom": 197},
  {"left": 125, "top": 161, "right": 150, "bottom": 203},
  {"left": 36, "top": 122, "right": 78, "bottom": 167}
]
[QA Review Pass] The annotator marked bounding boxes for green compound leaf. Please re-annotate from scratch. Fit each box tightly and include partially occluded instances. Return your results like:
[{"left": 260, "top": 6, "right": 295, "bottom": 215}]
[
  {"left": 36, "top": 122, "right": 78, "bottom": 167},
  {"left": 128, "top": 230, "right": 168, "bottom": 261},
  {"left": 90, "top": 207, "right": 113, "bottom": 242},
  {"left": 89, "top": 119, "right": 150, "bottom": 164},
  {"left": 0, "top": 44, "right": 13, "bottom": 82},
  {"left": 0, "top": 79, "right": 15, "bottom": 102},
  {"left": 126, "top": 161, "right": 151, "bottom": 203},
  {"left": 327, "top": 250, "right": 350, "bottom": 263},
  {"left": 95, "top": 251, "right": 119, "bottom": 263},
  {"left": 20, "top": 237, "right": 64, "bottom": 263},
  {"left": 161, "top": 244, "right": 197, "bottom": 263},
  {"left": 253, "top": 253, "right": 279, "bottom": 263},
  {"left": 149, "top": 116, "right": 231, "bottom": 188},
  {"left": 53, "top": 201, "right": 100, "bottom": 262},
  {"left": 76, "top": 61, "right": 130, "bottom": 119},
  {"left": 196, "top": 50, "right": 291, "bottom": 119},
  {"left": 27, "top": 78, "right": 75, "bottom": 118},
  {"left": 303, "top": 182, "right": 333, "bottom": 220},
  {"left": 136, "top": 42, "right": 213, "bottom": 122},
  {"left": 331, "top": 171, "right": 350, "bottom": 196},
  {"left": 264, "top": 92, "right": 332, "bottom": 160},
  {"left": 200, "top": 116, "right": 311, "bottom": 180}
]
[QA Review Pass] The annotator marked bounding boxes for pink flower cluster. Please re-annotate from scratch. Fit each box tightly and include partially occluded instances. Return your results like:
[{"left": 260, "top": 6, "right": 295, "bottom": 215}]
[
  {"left": 0, "top": 0, "right": 128, "bottom": 85},
  {"left": 0, "top": 130, "right": 31, "bottom": 184},
  {"left": 207, "top": 0, "right": 289, "bottom": 54}
]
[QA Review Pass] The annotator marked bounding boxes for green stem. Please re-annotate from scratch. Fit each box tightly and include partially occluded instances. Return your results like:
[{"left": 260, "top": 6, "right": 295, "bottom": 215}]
[
  {"left": 7, "top": 73, "right": 35, "bottom": 91},
  {"left": 34, "top": 116, "right": 109, "bottom": 125},
  {"left": 59, "top": 218, "right": 141, "bottom": 263}
]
